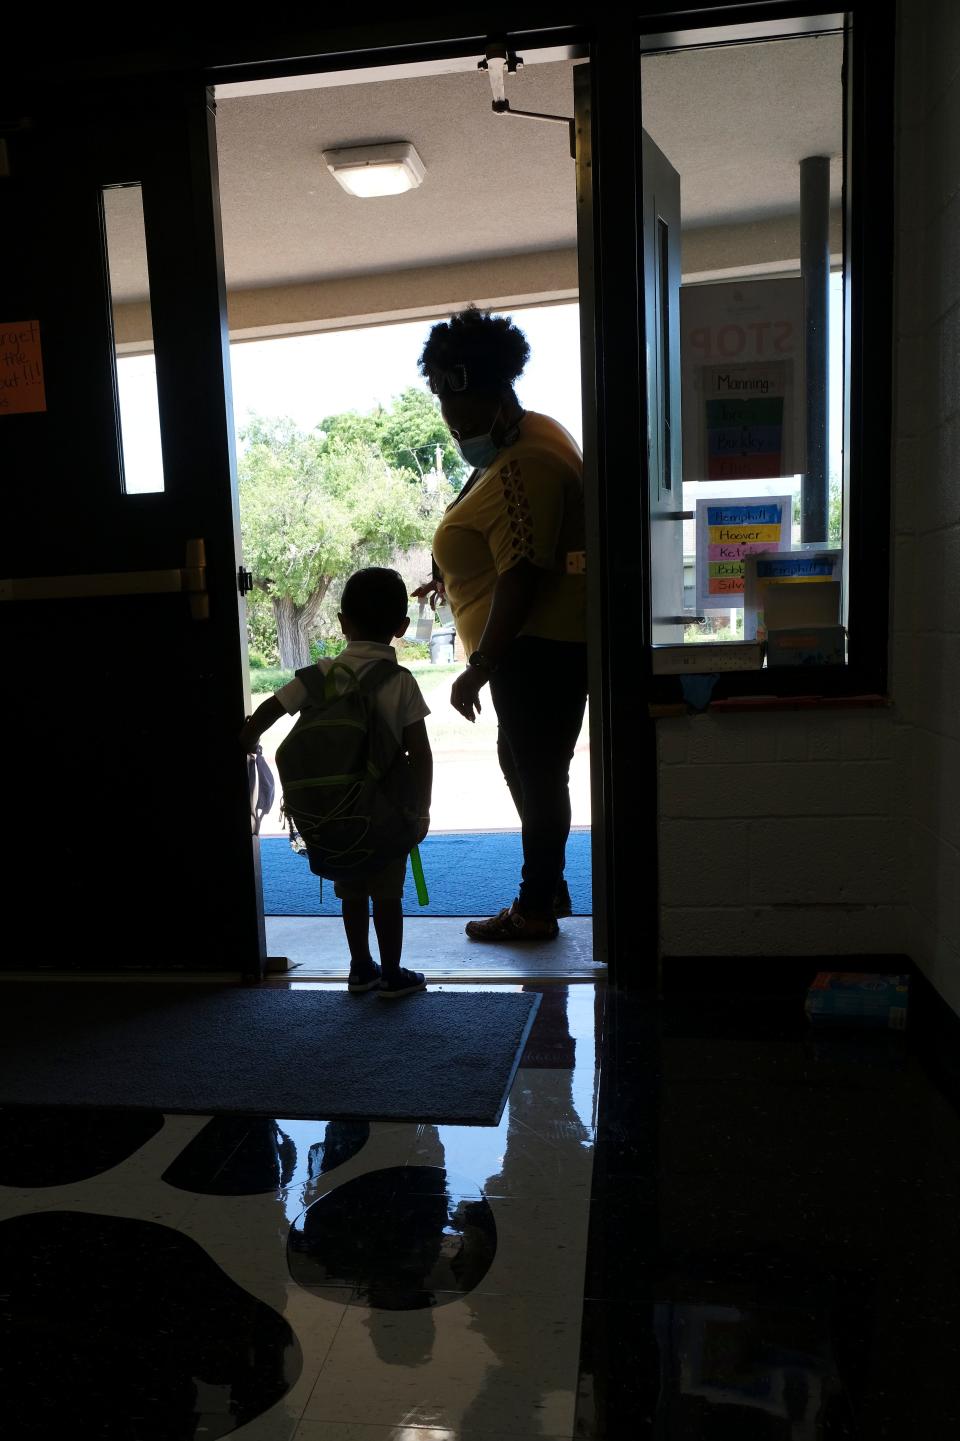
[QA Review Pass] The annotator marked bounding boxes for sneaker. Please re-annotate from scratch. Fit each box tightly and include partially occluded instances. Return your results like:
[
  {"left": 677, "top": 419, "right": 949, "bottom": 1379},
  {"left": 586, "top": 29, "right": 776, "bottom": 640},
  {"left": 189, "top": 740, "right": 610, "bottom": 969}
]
[
  {"left": 348, "top": 962, "right": 382, "bottom": 994},
  {"left": 465, "top": 901, "right": 560, "bottom": 943},
  {"left": 378, "top": 967, "right": 427, "bottom": 999},
  {"left": 554, "top": 880, "right": 573, "bottom": 919}
]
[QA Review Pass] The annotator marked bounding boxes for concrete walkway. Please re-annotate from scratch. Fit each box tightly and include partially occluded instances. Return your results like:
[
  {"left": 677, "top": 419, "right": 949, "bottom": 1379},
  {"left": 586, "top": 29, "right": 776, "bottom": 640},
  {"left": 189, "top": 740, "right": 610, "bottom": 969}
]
[{"left": 265, "top": 915, "right": 604, "bottom": 982}]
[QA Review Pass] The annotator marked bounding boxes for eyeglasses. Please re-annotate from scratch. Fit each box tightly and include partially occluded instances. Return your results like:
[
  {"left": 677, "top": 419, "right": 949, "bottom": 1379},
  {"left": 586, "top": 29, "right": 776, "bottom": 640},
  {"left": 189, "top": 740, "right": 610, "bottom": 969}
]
[{"left": 431, "top": 364, "right": 469, "bottom": 395}]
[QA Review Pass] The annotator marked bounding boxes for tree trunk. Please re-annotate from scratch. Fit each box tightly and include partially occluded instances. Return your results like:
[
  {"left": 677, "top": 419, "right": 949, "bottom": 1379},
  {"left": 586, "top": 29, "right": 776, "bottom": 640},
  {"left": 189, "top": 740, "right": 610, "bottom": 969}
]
[
  {"left": 272, "top": 579, "right": 332, "bottom": 670},
  {"left": 273, "top": 596, "right": 312, "bottom": 670},
  {"left": 300, "top": 579, "right": 330, "bottom": 640}
]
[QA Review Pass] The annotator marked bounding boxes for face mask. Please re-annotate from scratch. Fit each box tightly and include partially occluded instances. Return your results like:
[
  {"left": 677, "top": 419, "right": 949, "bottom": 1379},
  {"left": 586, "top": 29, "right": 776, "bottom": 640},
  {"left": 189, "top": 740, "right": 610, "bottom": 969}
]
[{"left": 454, "top": 405, "right": 502, "bottom": 470}]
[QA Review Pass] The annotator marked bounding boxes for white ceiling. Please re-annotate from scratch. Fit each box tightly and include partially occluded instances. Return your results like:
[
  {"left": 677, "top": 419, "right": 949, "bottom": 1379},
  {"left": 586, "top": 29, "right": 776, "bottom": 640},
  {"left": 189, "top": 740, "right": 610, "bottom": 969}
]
[
  {"left": 104, "top": 33, "right": 843, "bottom": 305},
  {"left": 215, "top": 60, "right": 580, "bottom": 291},
  {"left": 641, "top": 34, "right": 844, "bottom": 228}
]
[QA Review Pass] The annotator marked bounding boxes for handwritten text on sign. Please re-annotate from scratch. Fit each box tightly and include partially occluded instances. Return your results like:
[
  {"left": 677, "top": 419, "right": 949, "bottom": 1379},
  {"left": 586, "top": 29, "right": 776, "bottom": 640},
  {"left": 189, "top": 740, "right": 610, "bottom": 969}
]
[
  {"left": 681, "top": 279, "right": 805, "bottom": 483},
  {"left": 0, "top": 321, "right": 46, "bottom": 414},
  {"left": 704, "top": 385, "right": 786, "bottom": 481},
  {"left": 755, "top": 557, "right": 836, "bottom": 581},
  {"left": 695, "top": 498, "right": 791, "bottom": 611}
]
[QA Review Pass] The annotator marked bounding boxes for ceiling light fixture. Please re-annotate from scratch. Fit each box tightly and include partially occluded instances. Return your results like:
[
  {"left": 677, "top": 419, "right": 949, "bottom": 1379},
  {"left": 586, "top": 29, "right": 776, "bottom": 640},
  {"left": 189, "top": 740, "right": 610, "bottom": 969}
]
[{"left": 322, "top": 142, "right": 426, "bottom": 198}]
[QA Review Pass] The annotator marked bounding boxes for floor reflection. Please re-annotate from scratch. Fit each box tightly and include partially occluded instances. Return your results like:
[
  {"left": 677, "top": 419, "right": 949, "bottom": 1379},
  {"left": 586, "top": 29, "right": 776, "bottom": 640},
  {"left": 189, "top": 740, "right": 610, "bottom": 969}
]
[
  {"left": 162, "top": 1116, "right": 370, "bottom": 1196},
  {"left": 0, "top": 983, "right": 601, "bottom": 1441},
  {"left": 655, "top": 1302, "right": 850, "bottom": 1439},
  {"left": 298, "top": 983, "right": 598, "bottom": 1437},
  {"left": 578, "top": 981, "right": 960, "bottom": 1440},
  {"left": 288, "top": 1165, "right": 497, "bottom": 1308}
]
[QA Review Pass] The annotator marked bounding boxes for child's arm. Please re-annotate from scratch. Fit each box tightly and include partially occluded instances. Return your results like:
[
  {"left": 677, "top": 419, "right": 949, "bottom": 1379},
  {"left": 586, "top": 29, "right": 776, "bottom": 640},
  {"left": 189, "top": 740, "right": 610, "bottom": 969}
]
[
  {"left": 239, "top": 695, "right": 286, "bottom": 755},
  {"left": 402, "top": 719, "right": 433, "bottom": 843}
]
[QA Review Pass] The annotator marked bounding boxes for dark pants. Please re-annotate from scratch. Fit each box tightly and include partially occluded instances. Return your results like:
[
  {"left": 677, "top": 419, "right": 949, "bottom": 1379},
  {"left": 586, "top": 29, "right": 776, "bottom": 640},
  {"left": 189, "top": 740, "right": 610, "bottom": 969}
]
[{"left": 489, "top": 636, "right": 589, "bottom": 914}]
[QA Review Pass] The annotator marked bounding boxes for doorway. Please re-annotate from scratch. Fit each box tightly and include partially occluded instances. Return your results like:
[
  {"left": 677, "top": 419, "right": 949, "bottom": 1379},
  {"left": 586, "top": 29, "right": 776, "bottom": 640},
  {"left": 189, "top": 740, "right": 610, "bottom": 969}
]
[{"left": 209, "top": 50, "right": 599, "bottom": 978}]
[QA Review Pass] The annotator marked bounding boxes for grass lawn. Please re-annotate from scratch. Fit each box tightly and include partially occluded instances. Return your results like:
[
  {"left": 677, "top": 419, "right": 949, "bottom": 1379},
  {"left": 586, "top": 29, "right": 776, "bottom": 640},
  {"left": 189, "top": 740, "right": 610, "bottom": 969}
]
[
  {"left": 408, "top": 662, "right": 498, "bottom": 751},
  {"left": 246, "top": 657, "right": 591, "bottom": 833},
  {"left": 251, "top": 661, "right": 584, "bottom": 753}
]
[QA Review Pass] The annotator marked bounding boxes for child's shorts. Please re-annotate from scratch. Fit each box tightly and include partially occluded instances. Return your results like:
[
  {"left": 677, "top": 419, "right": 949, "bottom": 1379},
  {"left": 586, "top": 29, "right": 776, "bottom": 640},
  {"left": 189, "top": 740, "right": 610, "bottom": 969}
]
[{"left": 333, "top": 856, "right": 407, "bottom": 902}]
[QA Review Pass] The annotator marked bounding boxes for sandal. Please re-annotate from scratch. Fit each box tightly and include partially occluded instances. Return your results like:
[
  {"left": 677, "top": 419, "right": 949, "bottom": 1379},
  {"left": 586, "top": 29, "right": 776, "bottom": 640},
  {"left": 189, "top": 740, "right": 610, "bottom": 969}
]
[{"left": 465, "top": 901, "right": 559, "bottom": 943}]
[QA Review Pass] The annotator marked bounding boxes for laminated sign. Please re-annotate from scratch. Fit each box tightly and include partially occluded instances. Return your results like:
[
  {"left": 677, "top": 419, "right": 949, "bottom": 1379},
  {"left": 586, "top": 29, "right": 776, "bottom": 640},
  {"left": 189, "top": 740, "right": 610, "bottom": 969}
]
[
  {"left": 681, "top": 279, "right": 804, "bottom": 483},
  {"left": 695, "top": 496, "right": 792, "bottom": 612}
]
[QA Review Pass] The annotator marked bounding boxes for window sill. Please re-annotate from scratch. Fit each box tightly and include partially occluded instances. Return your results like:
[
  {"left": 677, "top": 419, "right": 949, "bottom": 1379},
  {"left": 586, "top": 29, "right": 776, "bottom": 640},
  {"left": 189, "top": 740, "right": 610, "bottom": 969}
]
[{"left": 650, "top": 693, "right": 890, "bottom": 718}]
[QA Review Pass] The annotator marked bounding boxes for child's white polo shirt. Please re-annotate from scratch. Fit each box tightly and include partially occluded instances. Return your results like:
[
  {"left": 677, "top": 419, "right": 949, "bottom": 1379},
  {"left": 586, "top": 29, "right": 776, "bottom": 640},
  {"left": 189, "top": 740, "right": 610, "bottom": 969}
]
[{"left": 274, "top": 641, "right": 430, "bottom": 745}]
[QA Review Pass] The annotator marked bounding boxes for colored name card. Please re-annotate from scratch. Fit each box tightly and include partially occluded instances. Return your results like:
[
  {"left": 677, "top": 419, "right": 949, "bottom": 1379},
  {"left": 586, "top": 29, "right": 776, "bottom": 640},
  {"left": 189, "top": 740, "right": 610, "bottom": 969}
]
[
  {"left": 695, "top": 495, "right": 791, "bottom": 612},
  {"left": 704, "top": 395, "right": 785, "bottom": 480},
  {"left": 706, "top": 397, "right": 785, "bottom": 425},
  {"left": 705, "top": 505, "right": 784, "bottom": 524},
  {"left": 756, "top": 558, "right": 835, "bottom": 580},
  {"left": 0, "top": 320, "right": 46, "bottom": 414},
  {"left": 709, "top": 525, "right": 781, "bottom": 543},
  {"left": 709, "top": 543, "right": 779, "bottom": 560}
]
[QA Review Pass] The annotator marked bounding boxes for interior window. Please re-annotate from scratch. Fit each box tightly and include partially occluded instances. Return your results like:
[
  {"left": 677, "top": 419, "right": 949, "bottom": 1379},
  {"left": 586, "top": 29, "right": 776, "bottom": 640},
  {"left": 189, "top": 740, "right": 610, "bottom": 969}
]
[
  {"left": 641, "top": 27, "right": 846, "bottom": 672},
  {"left": 101, "top": 183, "right": 166, "bottom": 495}
]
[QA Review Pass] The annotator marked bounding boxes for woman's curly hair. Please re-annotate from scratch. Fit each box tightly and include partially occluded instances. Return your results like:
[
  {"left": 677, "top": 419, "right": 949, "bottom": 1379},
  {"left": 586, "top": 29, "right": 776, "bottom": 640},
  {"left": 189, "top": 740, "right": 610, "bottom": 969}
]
[{"left": 418, "top": 306, "right": 531, "bottom": 394}]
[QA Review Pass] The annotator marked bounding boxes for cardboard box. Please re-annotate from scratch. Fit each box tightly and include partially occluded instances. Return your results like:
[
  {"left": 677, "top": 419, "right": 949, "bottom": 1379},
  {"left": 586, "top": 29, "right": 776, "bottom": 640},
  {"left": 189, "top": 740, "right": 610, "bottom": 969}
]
[
  {"left": 743, "top": 548, "right": 843, "bottom": 639},
  {"left": 805, "top": 972, "right": 910, "bottom": 1029},
  {"left": 764, "top": 578, "right": 841, "bottom": 631},
  {"left": 766, "top": 625, "right": 845, "bottom": 666}
]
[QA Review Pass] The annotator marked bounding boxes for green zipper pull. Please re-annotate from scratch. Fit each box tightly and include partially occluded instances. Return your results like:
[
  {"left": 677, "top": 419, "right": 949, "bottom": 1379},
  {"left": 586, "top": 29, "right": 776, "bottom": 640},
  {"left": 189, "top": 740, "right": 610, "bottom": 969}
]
[{"left": 410, "top": 845, "right": 429, "bottom": 906}]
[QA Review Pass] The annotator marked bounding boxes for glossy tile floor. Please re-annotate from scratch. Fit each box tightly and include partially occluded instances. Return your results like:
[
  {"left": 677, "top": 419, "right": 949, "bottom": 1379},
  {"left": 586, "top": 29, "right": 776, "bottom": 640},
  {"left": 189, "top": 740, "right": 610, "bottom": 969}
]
[
  {"left": 2, "top": 976, "right": 960, "bottom": 1439},
  {"left": 578, "top": 983, "right": 960, "bottom": 1441},
  {"left": 0, "top": 983, "right": 597, "bottom": 1441}
]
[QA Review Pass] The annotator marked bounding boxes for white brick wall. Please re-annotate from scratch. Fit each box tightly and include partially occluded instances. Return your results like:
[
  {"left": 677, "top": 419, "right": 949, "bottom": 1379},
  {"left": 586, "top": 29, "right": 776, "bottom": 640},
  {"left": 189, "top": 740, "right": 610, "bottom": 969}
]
[
  {"left": 657, "top": 4, "right": 960, "bottom": 996},
  {"left": 658, "top": 712, "right": 906, "bottom": 957}
]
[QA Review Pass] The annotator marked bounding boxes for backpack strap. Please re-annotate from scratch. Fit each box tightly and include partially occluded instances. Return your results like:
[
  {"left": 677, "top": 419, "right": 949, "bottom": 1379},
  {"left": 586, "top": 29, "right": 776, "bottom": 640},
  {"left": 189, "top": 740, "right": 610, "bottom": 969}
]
[
  {"left": 293, "top": 664, "right": 328, "bottom": 704},
  {"left": 294, "top": 658, "right": 400, "bottom": 706},
  {"left": 354, "top": 659, "right": 402, "bottom": 697}
]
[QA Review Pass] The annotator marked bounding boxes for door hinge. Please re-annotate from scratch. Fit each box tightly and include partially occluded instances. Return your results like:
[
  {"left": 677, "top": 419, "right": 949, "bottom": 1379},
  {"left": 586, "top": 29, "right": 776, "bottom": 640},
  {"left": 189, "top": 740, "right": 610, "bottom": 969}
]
[{"left": 238, "top": 566, "right": 254, "bottom": 596}]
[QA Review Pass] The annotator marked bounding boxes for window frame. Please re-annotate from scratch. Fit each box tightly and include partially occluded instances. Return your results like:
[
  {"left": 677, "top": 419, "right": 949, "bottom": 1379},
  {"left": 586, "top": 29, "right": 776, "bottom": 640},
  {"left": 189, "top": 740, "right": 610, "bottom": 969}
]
[{"left": 639, "top": 4, "right": 896, "bottom": 704}]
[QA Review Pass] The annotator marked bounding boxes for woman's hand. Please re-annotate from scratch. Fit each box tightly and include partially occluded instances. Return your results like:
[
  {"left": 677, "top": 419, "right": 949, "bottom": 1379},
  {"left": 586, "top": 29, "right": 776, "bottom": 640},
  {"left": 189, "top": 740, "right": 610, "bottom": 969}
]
[
  {"left": 411, "top": 578, "right": 446, "bottom": 611},
  {"left": 239, "top": 720, "right": 260, "bottom": 756},
  {"left": 450, "top": 667, "right": 486, "bottom": 722}
]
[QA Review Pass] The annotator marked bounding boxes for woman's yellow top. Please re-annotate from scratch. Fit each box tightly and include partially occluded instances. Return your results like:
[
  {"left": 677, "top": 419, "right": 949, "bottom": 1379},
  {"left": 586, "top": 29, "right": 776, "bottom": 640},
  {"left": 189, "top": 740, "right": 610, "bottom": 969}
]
[{"left": 431, "top": 411, "right": 587, "bottom": 657}]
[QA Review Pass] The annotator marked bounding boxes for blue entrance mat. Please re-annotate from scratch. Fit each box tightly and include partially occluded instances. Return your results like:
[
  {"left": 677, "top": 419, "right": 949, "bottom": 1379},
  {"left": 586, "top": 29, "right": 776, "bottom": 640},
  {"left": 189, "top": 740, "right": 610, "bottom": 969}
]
[{"left": 260, "top": 829, "right": 592, "bottom": 917}]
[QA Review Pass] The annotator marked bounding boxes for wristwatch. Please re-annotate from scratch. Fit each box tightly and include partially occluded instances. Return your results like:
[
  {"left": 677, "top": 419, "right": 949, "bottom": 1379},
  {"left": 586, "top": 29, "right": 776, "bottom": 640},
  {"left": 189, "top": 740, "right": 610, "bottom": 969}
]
[{"left": 468, "top": 650, "right": 498, "bottom": 674}]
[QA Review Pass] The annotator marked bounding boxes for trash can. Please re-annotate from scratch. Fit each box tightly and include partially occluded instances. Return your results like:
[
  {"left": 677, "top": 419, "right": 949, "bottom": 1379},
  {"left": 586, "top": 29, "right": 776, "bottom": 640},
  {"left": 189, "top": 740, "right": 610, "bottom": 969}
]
[{"left": 429, "top": 624, "right": 456, "bottom": 664}]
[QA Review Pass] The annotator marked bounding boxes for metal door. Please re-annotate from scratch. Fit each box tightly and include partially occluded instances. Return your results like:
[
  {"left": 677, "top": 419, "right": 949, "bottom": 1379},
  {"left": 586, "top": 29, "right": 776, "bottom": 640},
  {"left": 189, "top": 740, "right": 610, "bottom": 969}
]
[{"left": 0, "top": 77, "right": 263, "bottom": 976}]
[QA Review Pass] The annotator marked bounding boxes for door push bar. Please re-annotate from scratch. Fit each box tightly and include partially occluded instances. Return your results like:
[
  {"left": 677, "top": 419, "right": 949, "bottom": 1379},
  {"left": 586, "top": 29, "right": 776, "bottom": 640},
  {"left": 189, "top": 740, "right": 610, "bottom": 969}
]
[{"left": 0, "top": 539, "right": 209, "bottom": 620}]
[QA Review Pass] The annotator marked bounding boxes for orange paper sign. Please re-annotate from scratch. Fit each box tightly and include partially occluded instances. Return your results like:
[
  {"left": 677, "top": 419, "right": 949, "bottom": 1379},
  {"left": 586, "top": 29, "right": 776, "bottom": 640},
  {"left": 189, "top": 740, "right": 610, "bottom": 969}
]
[{"left": 0, "top": 320, "right": 46, "bottom": 414}]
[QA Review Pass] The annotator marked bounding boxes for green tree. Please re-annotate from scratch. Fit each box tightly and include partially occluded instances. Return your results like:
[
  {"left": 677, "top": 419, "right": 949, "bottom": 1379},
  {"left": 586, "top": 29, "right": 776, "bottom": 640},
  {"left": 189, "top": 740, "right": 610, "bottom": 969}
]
[
  {"left": 319, "top": 386, "right": 468, "bottom": 490},
  {"left": 791, "top": 473, "right": 843, "bottom": 545},
  {"left": 238, "top": 415, "right": 451, "bottom": 669}
]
